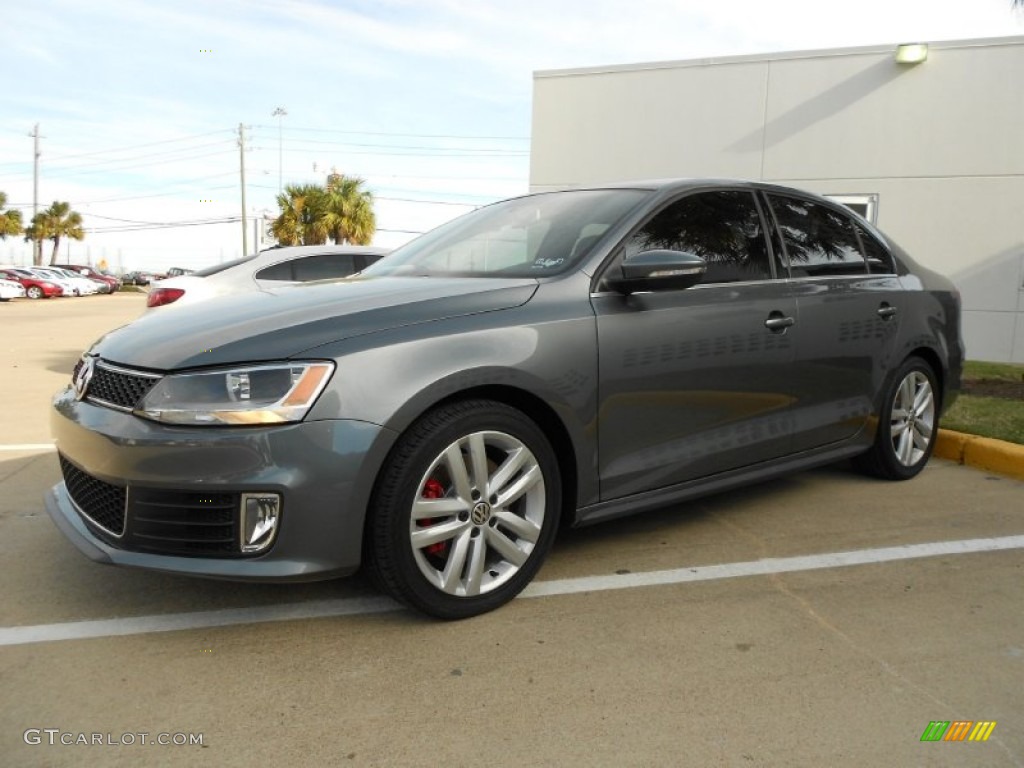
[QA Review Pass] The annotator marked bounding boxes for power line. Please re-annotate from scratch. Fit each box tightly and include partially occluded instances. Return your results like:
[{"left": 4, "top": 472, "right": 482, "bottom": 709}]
[
  {"left": 47, "top": 148, "right": 237, "bottom": 178},
  {"left": 0, "top": 129, "right": 234, "bottom": 170},
  {"left": 268, "top": 136, "right": 527, "bottom": 154},
  {"left": 45, "top": 129, "right": 235, "bottom": 162},
  {"left": 42, "top": 139, "right": 238, "bottom": 173},
  {"left": 251, "top": 125, "right": 529, "bottom": 141},
  {"left": 272, "top": 147, "right": 527, "bottom": 159},
  {"left": 86, "top": 217, "right": 241, "bottom": 233}
]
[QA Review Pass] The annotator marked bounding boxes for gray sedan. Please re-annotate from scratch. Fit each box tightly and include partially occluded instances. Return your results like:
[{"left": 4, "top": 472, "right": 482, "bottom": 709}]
[{"left": 47, "top": 180, "right": 963, "bottom": 618}]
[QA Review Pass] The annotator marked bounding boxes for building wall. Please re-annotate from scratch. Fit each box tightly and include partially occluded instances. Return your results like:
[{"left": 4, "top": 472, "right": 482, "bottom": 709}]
[{"left": 530, "top": 37, "right": 1024, "bottom": 362}]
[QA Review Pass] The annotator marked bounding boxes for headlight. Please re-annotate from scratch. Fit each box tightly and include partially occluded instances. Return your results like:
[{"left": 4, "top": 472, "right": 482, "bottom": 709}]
[{"left": 136, "top": 362, "right": 334, "bottom": 425}]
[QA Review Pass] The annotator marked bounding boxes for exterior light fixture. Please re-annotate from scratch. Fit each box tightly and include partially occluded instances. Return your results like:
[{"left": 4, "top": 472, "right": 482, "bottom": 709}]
[{"left": 895, "top": 43, "right": 928, "bottom": 64}]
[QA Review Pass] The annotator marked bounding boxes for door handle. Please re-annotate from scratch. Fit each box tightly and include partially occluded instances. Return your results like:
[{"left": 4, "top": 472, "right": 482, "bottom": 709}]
[
  {"left": 764, "top": 312, "right": 795, "bottom": 333},
  {"left": 877, "top": 303, "right": 898, "bottom": 320}
]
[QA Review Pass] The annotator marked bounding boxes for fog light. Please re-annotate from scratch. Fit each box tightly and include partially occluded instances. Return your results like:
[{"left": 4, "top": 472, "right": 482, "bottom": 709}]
[{"left": 240, "top": 493, "right": 281, "bottom": 553}]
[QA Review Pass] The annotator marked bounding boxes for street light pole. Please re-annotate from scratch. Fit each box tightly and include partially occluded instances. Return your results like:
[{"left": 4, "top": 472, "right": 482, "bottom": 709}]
[{"left": 272, "top": 107, "right": 287, "bottom": 195}]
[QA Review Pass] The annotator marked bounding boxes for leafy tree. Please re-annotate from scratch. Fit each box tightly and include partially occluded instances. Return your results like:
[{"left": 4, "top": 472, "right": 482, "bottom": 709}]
[
  {"left": 323, "top": 172, "right": 376, "bottom": 245},
  {"left": 270, "top": 184, "right": 329, "bottom": 246},
  {"left": 0, "top": 192, "right": 23, "bottom": 240},
  {"left": 271, "top": 175, "right": 377, "bottom": 247},
  {"left": 25, "top": 201, "right": 85, "bottom": 265}
]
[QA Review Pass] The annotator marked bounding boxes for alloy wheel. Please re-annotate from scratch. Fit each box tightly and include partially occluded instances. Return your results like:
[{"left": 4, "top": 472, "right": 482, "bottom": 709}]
[
  {"left": 889, "top": 371, "right": 935, "bottom": 467},
  {"left": 409, "top": 430, "right": 546, "bottom": 598}
]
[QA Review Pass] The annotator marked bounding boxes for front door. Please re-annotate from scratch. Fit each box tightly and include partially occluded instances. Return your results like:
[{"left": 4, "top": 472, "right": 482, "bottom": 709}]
[{"left": 592, "top": 189, "right": 799, "bottom": 501}]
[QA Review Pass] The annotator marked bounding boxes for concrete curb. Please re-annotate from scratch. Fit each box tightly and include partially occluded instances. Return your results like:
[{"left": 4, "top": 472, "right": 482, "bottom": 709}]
[{"left": 935, "top": 429, "right": 1024, "bottom": 481}]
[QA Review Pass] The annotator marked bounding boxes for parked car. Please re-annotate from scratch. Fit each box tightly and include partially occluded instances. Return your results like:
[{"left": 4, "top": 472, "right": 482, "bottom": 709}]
[
  {"left": 0, "top": 268, "right": 65, "bottom": 299},
  {"left": 47, "top": 180, "right": 963, "bottom": 619},
  {"left": 0, "top": 277, "right": 26, "bottom": 301},
  {"left": 47, "top": 268, "right": 103, "bottom": 296},
  {"left": 146, "top": 245, "right": 389, "bottom": 309},
  {"left": 31, "top": 267, "right": 90, "bottom": 296},
  {"left": 121, "top": 271, "right": 155, "bottom": 286},
  {"left": 53, "top": 264, "right": 121, "bottom": 294}
]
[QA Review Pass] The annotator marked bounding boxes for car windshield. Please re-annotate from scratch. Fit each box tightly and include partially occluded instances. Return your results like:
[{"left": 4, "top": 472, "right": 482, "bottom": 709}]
[{"left": 362, "top": 189, "right": 651, "bottom": 278}]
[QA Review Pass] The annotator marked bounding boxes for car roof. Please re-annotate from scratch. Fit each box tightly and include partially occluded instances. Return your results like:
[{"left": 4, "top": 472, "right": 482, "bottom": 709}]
[{"left": 191, "top": 244, "right": 391, "bottom": 277}]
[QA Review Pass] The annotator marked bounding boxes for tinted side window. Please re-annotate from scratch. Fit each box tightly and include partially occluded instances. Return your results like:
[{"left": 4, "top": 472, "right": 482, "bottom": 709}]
[
  {"left": 767, "top": 195, "right": 868, "bottom": 277},
  {"left": 255, "top": 261, "right": 294, "bottom": 281},
  {"left": 623, "top": 190, "right": 774, "bottom": 283},
  {"left": 291, "top": 253, "right": 356, "bottom": 281},
  {"left": 854, "top": 224, "right": 896, "bottom": 274}
]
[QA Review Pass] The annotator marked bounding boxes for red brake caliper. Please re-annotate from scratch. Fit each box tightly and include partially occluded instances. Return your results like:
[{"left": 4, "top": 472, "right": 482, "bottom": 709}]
[{"left": 421, "top": 478, "right": 448, "bottom": 558}]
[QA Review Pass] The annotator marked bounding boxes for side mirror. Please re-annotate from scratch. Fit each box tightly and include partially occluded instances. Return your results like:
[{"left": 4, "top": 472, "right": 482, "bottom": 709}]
[{"left": 606, "top": 250, "right": 707, "bottom": 294}]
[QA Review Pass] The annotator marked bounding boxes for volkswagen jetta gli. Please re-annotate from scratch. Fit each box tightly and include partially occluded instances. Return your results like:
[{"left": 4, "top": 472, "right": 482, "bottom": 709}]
[{"left": 47, "top": 180, "right": 963, "bottom": 618}]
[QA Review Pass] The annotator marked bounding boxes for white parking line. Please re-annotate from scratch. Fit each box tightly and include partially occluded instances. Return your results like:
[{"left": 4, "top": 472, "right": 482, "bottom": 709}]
[
  {"left": 1, "top": 534, "right": 1022, "bottom": 647},
  {"left": 0, "top": 444, "right": 56, "bottom": 452}
]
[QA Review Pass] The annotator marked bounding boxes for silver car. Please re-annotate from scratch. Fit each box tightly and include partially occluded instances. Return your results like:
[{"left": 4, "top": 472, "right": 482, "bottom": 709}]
[
  {"left": 146, "top": 245, "right": 389, "bottom": 309},
  {"left": 47, "top": 180, "right": 963, "bottom": 618}
]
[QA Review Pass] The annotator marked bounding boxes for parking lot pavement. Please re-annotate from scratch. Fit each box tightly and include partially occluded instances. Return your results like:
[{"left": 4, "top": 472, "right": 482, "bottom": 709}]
[{"left": 2, "top": 297, "right": 1023, "bottom": 767}]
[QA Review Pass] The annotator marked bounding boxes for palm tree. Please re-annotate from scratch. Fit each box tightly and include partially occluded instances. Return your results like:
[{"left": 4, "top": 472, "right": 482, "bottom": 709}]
[
  {"left": 271, "top": 184, "right": 329, "bottom": 246},
  {"left": 323, "top": 172, "right": 376, "bottom": 246},
  {"left": 24, "top": 217, "right": 51, "bottom": 265},
  {"left": 28, "top": 201, "right": 85, "bottom": 265},
  {"left": 0, "top": 192, "right": 23, "bottom": 240}
]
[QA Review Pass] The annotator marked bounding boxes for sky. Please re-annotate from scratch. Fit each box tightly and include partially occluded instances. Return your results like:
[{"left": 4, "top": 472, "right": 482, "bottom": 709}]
[{"left": 0, "top": 0, "right": 1021, "bottom": 272}]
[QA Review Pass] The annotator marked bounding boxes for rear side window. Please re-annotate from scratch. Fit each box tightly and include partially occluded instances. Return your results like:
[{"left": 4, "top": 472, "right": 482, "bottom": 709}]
[
  {"left": 255, "top": 261, "right": 293, "bottom": 281},
  {"left": 767, "top": 195, "right": 868, "bottom": 277},
  {"left": 291, "top": 253, "right": 356, "bottom": 281},
  {"left": 622, "top": 190, "right": 775, "bottom": 283},
  {"left": 854, "top": 224, "right": 896, "bottom": 274},
  {"left": 256, "top": 253, "right": 358, "bottom": 282}
]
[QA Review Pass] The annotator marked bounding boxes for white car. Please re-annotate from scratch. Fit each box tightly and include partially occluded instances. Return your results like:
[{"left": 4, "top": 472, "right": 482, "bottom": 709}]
[
  {"left": 146, "top": 245, "right": 389, "bottom": 309},
  {"left": 44, "top": 267, "right": 102, "bottom": 296},
  {"left": 0, "top": 277, "right": 26, "bottom": 301}
]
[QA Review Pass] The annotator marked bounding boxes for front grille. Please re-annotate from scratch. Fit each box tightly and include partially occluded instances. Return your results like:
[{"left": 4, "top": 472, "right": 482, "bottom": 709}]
[
  {"left": 126, "top": 488, "right": 242, "bottom": 557},
  {"left": 86, "top": 362, "right": 160, "bottom": 410},
  {"left": 59, "top": 455, "right": 126, "bottom": 536}
]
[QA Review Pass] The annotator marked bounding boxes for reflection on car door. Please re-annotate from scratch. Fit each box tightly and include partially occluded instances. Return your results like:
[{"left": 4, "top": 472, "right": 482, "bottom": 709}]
[
  {"left": 764, "top": 193, "right": 903, "bottom": 452},
  {"left": 593, "top": 189, "right": 800, "bottom": 501}
]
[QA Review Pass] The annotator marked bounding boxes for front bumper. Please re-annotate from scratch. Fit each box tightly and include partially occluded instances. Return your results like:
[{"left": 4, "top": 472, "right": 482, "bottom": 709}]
[{"left": 47, "top": 386, "right": 398, "bottom": 582}]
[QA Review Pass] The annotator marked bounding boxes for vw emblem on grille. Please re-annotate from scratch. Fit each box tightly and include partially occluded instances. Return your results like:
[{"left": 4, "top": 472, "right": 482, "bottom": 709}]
[
  {"left": 470, "top": 501, "right": 492, "bottom": 525},
  {"left": 73, "top": 356, "right": 96, "bottom": 401}
]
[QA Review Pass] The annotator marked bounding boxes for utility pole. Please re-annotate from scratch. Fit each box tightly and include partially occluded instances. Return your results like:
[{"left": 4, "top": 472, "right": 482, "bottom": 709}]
[
  {"left": 272, "top": 107, "right": 287, "bottom": 194},
  {"left": 238, "top": 123, "right": 248, "bottom": 256},
  {"left": 30, "top": 123, "right": 41, "bottom": 265}
]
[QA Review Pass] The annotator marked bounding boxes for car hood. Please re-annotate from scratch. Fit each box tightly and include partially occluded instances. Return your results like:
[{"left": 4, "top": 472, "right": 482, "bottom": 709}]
[{"left": 90, "top": 276, "right": 539, "bottom": 370}]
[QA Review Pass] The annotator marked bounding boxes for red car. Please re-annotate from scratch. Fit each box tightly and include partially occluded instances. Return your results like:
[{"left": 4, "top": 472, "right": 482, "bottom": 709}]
[
  {"left": 52, "top": 264, "right": 121, "bottom": 294},
  {"left": 0, "top": 268, "right": 65, "bottom": 299}
]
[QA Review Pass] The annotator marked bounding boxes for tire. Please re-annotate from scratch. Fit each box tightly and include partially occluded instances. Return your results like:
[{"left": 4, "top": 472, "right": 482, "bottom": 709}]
[
  {"left": 26, "top": 286, "right": 43, "bottom": 299},
  {"left": 366, "top": 399, "right": 561, "bottom": 619},
  {"left": 855, "top": 356, "right": 939, "bottom": 480}
]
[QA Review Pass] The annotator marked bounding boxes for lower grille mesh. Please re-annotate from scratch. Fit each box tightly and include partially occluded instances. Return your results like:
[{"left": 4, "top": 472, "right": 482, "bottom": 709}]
[
  {"left": 130, "top": 489, "right": 240, "bottom": 556},
  {"left": 59, "top": 455, "right": 126, "bottom": 536},
  {"left": 58, "top": 457, "right": 249, "bottom": 557}
]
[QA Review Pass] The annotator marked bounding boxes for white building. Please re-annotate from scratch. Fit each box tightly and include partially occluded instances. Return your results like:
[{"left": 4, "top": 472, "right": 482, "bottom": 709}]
[{"left": 530, "top": 36, "right": 1024, "bottom": 363}]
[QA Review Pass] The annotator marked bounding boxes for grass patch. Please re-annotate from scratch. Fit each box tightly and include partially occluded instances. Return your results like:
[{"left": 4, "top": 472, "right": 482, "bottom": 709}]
[
  {"left": 942, "top": 360, "right": 1024, "bottom": 445},
  {"left": 962, "top": 360, "right": 1024, "bottom": 381},
  {"left": 943, "top": 395, "right": 1024, "bottom": 444}
]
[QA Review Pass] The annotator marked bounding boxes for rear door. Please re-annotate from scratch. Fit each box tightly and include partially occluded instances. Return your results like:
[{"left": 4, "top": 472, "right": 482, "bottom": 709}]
[
  {"left": 763, "top": 192, "right": 904, "bottom": 452},
  {"left": 592, "top": 188, "right": 800, "bottom": 501}
]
